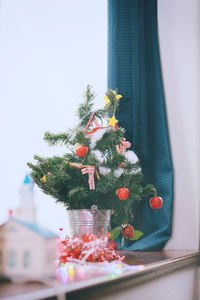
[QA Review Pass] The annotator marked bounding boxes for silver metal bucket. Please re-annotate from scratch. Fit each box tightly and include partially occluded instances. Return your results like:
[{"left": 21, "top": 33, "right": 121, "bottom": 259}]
[{"left": 66, "top": 206, "right": 111, "bottom": 237}]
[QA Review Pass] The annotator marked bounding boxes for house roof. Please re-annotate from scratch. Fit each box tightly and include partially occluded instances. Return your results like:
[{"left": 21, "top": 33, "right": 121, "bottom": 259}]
[
  {"left": 24, "top": 174, "right": 32, "bottom": 184},
  {"left": 23, "top": 174, "right": 34, "bottom": 191},
  {"left": 0, "top": 218, "right": 58, "bottom": 239}
]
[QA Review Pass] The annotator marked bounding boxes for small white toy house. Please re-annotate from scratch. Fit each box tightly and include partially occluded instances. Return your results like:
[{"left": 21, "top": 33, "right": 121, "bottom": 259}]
[{"left": 0, "top": 175, "right": 57, "bottom": 279}]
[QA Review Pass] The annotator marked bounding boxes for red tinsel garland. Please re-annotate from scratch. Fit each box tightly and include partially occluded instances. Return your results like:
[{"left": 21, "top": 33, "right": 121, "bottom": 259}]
[{"left": 57, "top": 233, "right": 124, "bottom": 264}]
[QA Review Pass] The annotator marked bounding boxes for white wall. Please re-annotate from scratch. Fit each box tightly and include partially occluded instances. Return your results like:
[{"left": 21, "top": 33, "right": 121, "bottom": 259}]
[
  {"left": 0, "top": 0, "right": 107, "bottom": 233},
  {"left": 158, "top": 0, "right": 200, "bottom": 250}
]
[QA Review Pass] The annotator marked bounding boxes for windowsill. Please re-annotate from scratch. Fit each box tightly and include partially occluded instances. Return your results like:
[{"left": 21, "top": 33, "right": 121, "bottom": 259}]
[{"left": 0, "top": 250, "right": 199, "bottom": 300}]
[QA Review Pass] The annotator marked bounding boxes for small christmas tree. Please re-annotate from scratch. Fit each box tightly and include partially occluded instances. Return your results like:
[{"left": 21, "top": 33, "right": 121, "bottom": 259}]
[{"left": 28, "top": 85, "right": 162, "bottom": 245}]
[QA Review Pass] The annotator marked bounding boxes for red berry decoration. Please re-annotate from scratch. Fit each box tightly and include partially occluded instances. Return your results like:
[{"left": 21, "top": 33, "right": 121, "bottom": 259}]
[
  {"left": 117, "top": 188, "right": 130, "bottom": 200},
  {"left": 76, "top": 145, "right": 88, "bottom": 157},
  {"left": 149, "top": 196, "right": 163, "bottom": 209},
  {"left": 122, "top": 225, "right": 134, "bottom": 239}
]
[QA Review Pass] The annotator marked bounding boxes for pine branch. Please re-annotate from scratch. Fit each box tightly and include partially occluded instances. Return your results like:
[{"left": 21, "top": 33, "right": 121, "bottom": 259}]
[
  {"left": 95, "top": 127, "right": 124, "bottom": 153},
  {"left": 104, "top": 89, "right": 121, "bottom": 115},
  {"left": 77, "top": 85, "right": 95, "bottom": 121},
  {"left": 73, "top": 130, "right": 88, "bottom": 146},
  {"left": 93, "top": 109, "right": 108, "bottom": 124},
  {"left": 33, "top": 155, "right": 45, "bottom": 163},
  {"left": 44, "top": 131, "right": 72, "bottom": 147},
  {"left": 143, "top": 184, "right": 157, "bottom": 197},
  {"left": 68, "top": 186, "right": 88, "bottom": 209}
]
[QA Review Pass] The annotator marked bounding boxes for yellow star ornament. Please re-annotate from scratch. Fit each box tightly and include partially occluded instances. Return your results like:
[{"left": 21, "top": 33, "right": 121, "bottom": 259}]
[
  {"left": 41, "top": 175, "right": 47, "bottom": 183},
  {"left": 115, "top": 94, "right": 123, "bottom": 101},
  {"left": 112, "top": 90, "right": 123, "bottom": 101},
  {"left": 104, "top": 96, "right": 110, "bottom": 107},
  {"left": 108, "top": 115, "right": 118, "bottom": 127}
]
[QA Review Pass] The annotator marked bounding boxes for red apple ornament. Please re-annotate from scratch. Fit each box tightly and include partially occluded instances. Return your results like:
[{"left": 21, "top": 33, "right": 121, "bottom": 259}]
[
  {"left": 117, "top": 188, "right": 130, "bottom": 200},
  {"left": 149, "top": 196, "right": 163, "bottom": 209},
  {"left": 122, "top": 225, "right": 134, "bottom": 239},
  {"left": 76, "top": 145, "right": 88, "bottom": 157}
]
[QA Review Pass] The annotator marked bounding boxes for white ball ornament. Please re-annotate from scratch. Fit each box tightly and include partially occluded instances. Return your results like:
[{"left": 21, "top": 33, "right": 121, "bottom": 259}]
[
  {"left": 98, "top": 167, "right": 111, "bottom": 176},
  {"left": 124, "top": 150, "right": 138, "bottom": 164},
  {"left": 113, "top": 168, "right": 124, "bottom": 178},
  {"left": 91, "top": 150, "right": 104, "bottom": 163}
]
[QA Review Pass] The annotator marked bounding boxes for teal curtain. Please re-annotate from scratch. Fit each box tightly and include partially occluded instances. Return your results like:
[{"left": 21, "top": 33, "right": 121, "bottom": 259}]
[{"left": 108, "top": 0, "right": 174, "bottom": 250}]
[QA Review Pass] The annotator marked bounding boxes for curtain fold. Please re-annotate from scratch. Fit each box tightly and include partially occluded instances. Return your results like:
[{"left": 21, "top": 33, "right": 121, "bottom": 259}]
[{"left": 108, "top": 0, "right": 174, "bottom": 250}]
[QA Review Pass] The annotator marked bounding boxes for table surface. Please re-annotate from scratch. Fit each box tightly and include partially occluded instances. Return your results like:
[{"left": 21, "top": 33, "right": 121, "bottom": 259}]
[{"left": 0, "top": 250, "right": 199, "bottom": 300}]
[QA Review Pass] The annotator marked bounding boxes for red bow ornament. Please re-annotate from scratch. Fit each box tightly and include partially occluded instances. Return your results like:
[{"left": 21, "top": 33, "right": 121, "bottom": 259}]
[
  {"left": 120, "top": 138, "right": 131, "bottom": 154},
  {"left": 81, "top": 167, "right": 96, "bottom": 190}
]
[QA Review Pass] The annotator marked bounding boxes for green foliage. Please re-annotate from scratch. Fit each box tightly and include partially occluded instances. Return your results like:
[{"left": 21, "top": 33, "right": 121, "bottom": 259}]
[
  {"left": 143, "top": 184, "right": 157, "bottom": 196},
  {"left": 68, "top": 186, "right": 89, "bottom": 209},
  {"left": 28, "top": 85, "right": 157, "bottom": 242},
  {"left": 95, "top": 128, "right": 124, "bottom": 153},
  {"left": 110, "top": 226, "right": 122, "bottom": 240},
  {"left": 44, "top": 132, "right": 72, "bottom": 147},
  {"left": 129, "top": 230, "right": 144, "bottom": 241},
  {"left": 77, "top": 84, "right": 95, "bottom": 122},
  {"left": 73, "top": 130, "right": 88, "bottom": 146},
  {"left": 77, "top": 85, "right": 107, "bottom": 129},
  {"left": 104, "top": 89, "right": 121, "bottom": 114}
]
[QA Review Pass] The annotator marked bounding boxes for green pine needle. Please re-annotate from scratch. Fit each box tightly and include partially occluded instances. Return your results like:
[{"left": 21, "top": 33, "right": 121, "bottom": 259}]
[{"left": 44, "top": 131, "right": 71, "bottom": 146}]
